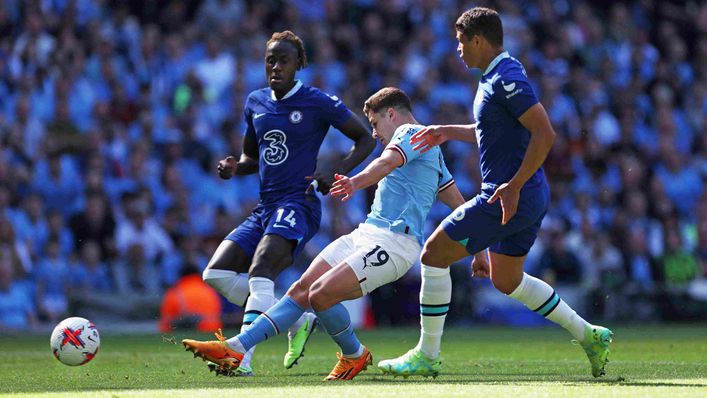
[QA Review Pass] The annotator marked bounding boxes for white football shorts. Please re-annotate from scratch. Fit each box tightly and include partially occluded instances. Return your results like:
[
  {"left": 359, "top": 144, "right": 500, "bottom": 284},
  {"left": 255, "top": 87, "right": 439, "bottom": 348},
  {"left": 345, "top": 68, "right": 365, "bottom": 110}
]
[{"left": 318, "top": 223, "right": 421, "bottom": 295}]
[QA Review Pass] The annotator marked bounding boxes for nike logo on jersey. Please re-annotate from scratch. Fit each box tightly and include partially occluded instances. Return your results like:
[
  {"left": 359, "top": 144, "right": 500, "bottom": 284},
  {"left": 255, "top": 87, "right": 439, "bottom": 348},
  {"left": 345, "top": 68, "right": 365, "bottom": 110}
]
[
  {"left": 502, "top": 81, "right": 516, "bottom": 92},
  {"left": 254, "top": 113, "right": 266, "bottom": 119}
]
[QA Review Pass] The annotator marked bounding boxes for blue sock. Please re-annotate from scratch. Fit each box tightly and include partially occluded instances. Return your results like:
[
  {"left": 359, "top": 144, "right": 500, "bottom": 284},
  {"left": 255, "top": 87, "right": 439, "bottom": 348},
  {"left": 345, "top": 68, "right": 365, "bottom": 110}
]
[
  {"left": 315, "top": 303, "right": 361, "bottom": 356},
  {"left": 235, "top": 296, "right": 305, "bottom": 352}
]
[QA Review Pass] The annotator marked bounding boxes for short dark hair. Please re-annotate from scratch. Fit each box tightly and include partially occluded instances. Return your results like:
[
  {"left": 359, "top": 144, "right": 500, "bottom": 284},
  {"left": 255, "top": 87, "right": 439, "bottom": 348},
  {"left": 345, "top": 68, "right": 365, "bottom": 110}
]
[
  {"left": 455, "top": 7, "right": 503, "bottom": 47},
  {"left": 266, "top": 30, "right": 308, "bottom": 69},
  {"left": 363, "top": 87, "right": 412, "bottom": 115}
]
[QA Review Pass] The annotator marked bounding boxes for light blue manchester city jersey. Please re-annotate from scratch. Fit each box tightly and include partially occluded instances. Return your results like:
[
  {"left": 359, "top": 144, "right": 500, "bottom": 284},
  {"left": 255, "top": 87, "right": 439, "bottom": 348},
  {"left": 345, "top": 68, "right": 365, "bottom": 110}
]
[{"left": 365, "top": 124, "right": 455, "bottom": 244}]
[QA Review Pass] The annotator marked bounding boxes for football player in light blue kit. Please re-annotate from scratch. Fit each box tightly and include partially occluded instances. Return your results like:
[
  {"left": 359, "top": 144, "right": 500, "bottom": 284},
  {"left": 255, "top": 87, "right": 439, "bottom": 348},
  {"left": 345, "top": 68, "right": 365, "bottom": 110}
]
[
  {"left": 379, "top": 7, "right": 613, "bottom": 378},
  {"left": 182, "top": 87, "right": 480, "bottom": 380}
]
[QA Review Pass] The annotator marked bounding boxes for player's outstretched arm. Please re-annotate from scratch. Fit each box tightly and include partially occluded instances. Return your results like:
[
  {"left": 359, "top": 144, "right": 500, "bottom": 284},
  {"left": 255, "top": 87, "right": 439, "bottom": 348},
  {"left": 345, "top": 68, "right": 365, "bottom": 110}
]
[
  {"left": 410, "top": 124, "right": 478, "bottom": 153},
  {"left": 329, "top": 148, "right": 403, "bottom": 201}
]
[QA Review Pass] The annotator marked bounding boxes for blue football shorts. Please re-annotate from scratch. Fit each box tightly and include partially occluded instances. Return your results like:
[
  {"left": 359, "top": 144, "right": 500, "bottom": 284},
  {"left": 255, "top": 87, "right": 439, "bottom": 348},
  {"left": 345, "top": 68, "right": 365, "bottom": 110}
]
[
  {"left": 225, "top": 199, "right": 321, "bottom": 258},
  {"left": 441, "top": 182, "right": 550, "bottom": 257}
]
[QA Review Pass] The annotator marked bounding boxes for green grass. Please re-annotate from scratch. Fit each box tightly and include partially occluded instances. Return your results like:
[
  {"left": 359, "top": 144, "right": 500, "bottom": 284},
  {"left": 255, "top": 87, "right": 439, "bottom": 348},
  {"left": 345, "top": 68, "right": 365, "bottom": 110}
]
[{"left": 1, "top": 325, "right": 705, "bottom": 397}]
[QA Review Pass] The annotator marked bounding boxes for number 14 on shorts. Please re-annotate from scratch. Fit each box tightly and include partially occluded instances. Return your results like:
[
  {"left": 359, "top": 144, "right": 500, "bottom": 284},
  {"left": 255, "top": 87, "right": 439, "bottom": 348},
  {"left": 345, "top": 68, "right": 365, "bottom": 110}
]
[{"left": 273, "top": 208, "right": 297, "bottom": 228}]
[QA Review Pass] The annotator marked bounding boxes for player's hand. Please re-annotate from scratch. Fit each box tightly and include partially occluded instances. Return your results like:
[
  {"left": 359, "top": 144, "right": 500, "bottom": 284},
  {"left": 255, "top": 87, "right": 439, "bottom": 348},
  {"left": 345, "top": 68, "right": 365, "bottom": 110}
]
[
  {"left": 487, "top": 182, "right": 520, "bottom": 225},
  {"left": 471, "top": 251, "right": 490, "bottom": 278},
  {"left": 410, "top": 125, "right": 448, "bottom": 153},
  {"left": 305, "top": 172, "right": 334, "bottom": 195},
  {"left": 217, "top": 156, "right": 237, "bottom": 179},
  {"left": 329, "top": 173, "right": 356, "bottom": 201}
]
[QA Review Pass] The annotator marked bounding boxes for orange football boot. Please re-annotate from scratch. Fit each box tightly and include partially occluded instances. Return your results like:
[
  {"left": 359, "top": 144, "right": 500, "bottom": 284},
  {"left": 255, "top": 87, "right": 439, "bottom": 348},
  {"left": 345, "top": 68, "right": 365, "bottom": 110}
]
[
  {"left": 182, "top": 329, "right": 243, "bottom": 372},
  {"left": 324, "top": 346, "right": 372, "bottom": 381}
]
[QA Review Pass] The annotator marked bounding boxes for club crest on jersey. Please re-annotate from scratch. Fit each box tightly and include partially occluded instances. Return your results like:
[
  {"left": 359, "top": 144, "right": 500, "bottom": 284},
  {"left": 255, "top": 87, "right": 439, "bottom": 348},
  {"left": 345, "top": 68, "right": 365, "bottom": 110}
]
[{"left": 289, "top": 110, "right": 303, "bottom": 124}]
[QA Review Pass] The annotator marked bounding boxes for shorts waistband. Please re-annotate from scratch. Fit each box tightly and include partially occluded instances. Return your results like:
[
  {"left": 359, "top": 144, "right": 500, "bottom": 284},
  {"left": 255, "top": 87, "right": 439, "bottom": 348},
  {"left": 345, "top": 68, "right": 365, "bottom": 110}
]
[{"left": 364, "top": 219, "right": 413, "bottom": 236}]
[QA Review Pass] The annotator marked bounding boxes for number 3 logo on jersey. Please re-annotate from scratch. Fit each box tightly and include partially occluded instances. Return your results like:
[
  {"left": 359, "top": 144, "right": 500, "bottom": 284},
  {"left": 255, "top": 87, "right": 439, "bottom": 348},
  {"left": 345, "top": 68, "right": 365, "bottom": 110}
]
[{"left": 262, "top": 130, "right": 289, "bottom": 165}]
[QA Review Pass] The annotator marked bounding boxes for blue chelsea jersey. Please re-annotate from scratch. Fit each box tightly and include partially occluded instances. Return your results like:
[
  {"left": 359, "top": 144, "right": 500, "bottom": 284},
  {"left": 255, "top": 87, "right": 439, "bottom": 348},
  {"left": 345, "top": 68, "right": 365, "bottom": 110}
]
[
  {"left": 243, "top": 80, "right": 352, "bottom": 203},
  {"left": 473, "top": 51, "right": 546, "bottom": 191}
]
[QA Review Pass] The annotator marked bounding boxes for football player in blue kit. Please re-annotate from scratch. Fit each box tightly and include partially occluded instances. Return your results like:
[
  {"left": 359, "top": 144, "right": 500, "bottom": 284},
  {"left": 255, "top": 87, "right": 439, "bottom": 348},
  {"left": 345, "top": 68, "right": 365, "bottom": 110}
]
[
  {"left": 201, "top": 31, "right": 375, "bottom": 376},
  {"left": 378, "top": 8, "right": 613, "bottom": 378}
]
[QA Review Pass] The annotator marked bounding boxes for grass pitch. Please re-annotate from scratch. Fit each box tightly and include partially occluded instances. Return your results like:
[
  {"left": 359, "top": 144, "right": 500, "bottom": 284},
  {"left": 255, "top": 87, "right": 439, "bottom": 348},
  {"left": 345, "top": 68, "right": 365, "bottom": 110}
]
[{"left": 0, "top": 325, "right": 705, "bottom": 397}]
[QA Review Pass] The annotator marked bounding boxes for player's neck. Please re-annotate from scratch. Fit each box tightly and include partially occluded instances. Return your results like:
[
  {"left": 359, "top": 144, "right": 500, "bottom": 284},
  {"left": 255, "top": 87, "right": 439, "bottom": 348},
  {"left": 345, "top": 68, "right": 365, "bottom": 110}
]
[
  {"left": 272, "top": 80, "right": 297, "bottom": 100},
  {"left": 479, "top": 47, "right": 504, "bottom": 72},
  {"left": 396, "top": 114, "right": 419, "bottom": 127}
]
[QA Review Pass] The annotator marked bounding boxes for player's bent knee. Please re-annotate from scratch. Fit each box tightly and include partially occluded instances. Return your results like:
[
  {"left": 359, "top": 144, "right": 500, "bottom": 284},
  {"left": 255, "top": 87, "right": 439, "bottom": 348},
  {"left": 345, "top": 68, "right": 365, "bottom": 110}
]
[
  {"left": 308, "top": 283, "right": 334, "bottom": 312},
  {"left": 420, "top": 247, "right": 448, "bottom": 268},
  {"left": 286, "top": 280, "right": 311, "bottom": 307}
]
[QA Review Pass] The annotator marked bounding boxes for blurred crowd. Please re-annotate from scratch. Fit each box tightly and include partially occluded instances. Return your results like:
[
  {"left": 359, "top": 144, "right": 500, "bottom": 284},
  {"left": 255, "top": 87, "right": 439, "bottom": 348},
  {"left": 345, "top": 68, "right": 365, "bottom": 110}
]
[{"left": 0, "top": 0, "right": 705, "bottom": 331}]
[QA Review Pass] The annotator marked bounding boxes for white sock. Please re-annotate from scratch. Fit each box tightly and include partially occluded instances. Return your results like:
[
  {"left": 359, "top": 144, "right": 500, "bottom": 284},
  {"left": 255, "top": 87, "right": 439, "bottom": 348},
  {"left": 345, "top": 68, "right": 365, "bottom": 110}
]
[
  {"left": 238, "top": 277, "right": 278, "bottom": 368},
  {"left": 227, "top": 336, "right": 245, "bottom": 353},
  {"left": 414, "top": 265, "right": 451, "bottom": 360},
  {"left": 202, "top": 269, "right": 250, "bottom": 307},
  {"left": 508, "top": 273, "right": 590, "bottom": 341}
]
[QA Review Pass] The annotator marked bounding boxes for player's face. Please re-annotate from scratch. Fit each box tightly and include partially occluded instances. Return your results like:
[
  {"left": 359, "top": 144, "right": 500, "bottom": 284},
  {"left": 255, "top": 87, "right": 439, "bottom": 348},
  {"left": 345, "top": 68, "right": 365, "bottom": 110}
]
[
  {"left": 367, "top": 109, "right": 395, "bottom": 146},
  {"left": 265, "top": 40, "right": 300, "bottom": 92},
  {"left": 456, "top": 30, "right": 477, "bottom": 68}
]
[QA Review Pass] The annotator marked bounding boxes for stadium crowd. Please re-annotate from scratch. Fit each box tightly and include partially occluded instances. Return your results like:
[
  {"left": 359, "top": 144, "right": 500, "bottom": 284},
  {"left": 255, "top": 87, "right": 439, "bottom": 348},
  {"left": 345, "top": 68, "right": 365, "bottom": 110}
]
[{"left": 0, "top": 0, "right": 705, "bottom": 331}]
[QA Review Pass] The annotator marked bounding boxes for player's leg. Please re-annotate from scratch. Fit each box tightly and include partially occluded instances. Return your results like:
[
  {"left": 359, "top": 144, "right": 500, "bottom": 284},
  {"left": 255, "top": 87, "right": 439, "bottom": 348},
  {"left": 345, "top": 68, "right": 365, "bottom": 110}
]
[
  {"left": 489, "top": 249, "right": 613, "bottom": 377},
  {"left": 311, "top": 227, "right": 419, "bottom": 380},
  {"left": 238, "top": 202, "right": 322, "bottom": 372},
  {"left": 201, "top": 240, "right": 252, "bottom": 307},
  {"left": 226, "top": 233, "right": 295, "bottom": 373},
  {"left": 208, "top": 230, "right": 355, "bottom": 370},
  {"left": 415, "top": 226, "right": 469, "bottom": 358},
  {"left": 201, "top": 213, "right": 262, "bottom": 308},
  {"left": 224, "top": 255, "right": 334, "bottom": 360},
  {"left": 308, "top": 262, "right": 373, "bottom": 380},
  {"left": 378, "top": 197, "right": 495, "bottom": 377}
]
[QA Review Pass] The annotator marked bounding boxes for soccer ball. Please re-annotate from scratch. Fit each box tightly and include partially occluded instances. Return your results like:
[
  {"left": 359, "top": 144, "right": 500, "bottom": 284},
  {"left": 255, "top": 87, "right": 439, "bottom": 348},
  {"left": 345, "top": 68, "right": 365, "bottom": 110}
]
[{"left": 50, "top": 317, "right": 100, "bottom": 366}]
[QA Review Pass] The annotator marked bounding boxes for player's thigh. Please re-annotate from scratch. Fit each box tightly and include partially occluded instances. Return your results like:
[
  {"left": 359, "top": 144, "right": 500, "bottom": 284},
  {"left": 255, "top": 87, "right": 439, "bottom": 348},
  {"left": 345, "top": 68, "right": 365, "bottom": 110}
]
[
  {"left": 437, "top": 195, "right": 506, "bottom": 264},
  {"left": 421, "top": 225, "right": 473, "bottom": 267},
  {"left": 286, "top": 256, "right": 337, "bottom": 305},
  {"left": 291, "top": 230, "right": 357, "bottom": 303},
  {"left": 216, "top": 210, "right": 265, "bottom": 272},
  {"left": 249, "top": 234, "right": 297, "bottom": 280},
  {"left": 308, "top": 262, "right": 363, "bottom": 311},
  {"left": 340, "top": 226, "right": 420, "bottom": 296},
  {"left": 264, "top": 202, "right": 321, "bottom": 258},
  {"left": 205, "top": 240, "right": 252, "bottom": 273},
  {"left": 250, "top": 202, "right": 321, "bottom": 279},
  {"left": 487, "top": 251, "right": 527, "bottom": 294}
]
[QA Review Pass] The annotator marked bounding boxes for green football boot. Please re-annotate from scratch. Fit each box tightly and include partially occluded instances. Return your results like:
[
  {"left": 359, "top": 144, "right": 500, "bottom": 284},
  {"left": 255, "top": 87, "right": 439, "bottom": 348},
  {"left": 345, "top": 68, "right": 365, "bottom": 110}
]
[
  {"left": 377, "top": 349, "right": 442, "bottom": 378},
  {"left": 284, "top": 313, "right": 318, "bottom": 369},
  {"left": 575, "top": 325, "right": 614, "bottom": 377},
  {"left": 234, "top": 365, "right": 254, "bottom": 377}
]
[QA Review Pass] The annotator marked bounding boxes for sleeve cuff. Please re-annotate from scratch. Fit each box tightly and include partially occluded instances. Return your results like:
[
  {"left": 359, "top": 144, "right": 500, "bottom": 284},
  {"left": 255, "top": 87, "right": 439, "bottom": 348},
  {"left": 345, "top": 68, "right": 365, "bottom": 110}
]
[
  {"left": 438, "top": 179, "right": 455, "bottom": 192},
  {"left": 387, "top": 145, "right": 408, "bottom": 166}
]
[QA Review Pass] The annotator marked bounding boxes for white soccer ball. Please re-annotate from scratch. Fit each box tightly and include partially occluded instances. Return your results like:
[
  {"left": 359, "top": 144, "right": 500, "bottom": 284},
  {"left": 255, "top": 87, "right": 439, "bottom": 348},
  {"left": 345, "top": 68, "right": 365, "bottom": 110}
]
[{"left": 50, "top": 317, "right": 100, "bottom": 366}]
